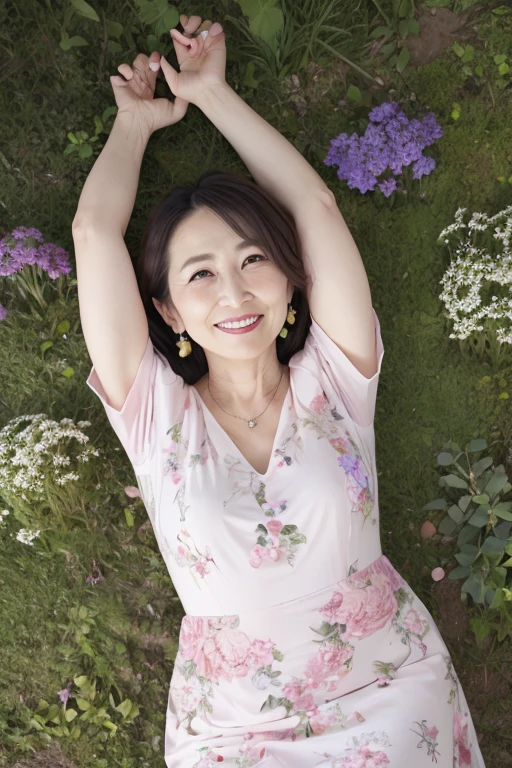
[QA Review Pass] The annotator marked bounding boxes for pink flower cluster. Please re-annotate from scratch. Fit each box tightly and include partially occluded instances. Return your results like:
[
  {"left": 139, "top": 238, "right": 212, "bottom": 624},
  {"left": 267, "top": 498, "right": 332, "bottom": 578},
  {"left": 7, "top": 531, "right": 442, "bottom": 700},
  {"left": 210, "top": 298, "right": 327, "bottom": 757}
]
[
  {"left": 339, "top": 746, "right": 390, "bottom": 768},
  {"left": 282, "top": 679, "right": 346, "bottom": 735},
  {"left": 454, "top": 712, "right": 472, "bottom": 768},
  {"left": 249, "top": 518, "right": 286, "bottom": 568},
  {"left": 178, "top": 616, "right": 276, "bottom": 684},
  {"left": 319, "top": 559, "right": 402, "bottom": 641}
]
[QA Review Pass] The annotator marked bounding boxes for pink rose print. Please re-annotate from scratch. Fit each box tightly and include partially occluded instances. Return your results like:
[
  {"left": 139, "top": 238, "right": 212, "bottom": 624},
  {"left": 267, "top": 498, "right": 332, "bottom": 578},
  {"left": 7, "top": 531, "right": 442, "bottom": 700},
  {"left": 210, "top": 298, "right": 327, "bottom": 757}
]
[
  {"left": 266, "top": 519, "right": 283, "bottom": 537},
  {"left": 319, "top": 572, "right": 398, "bottom": 642},
  {"left": 304, "top": 643, "right": 354, "bottom": 692},
  {"left": 454, "top": 712, "right": 472, "bottom": 768},
  {"left": 179, "top": 616, "right": 276, "bottom": 684},
  {"left": 402, "top": 609, "right": 424, "bottom": 636},
  {"left": 341, "top": 746, "right": 390, "bottom": 768}
]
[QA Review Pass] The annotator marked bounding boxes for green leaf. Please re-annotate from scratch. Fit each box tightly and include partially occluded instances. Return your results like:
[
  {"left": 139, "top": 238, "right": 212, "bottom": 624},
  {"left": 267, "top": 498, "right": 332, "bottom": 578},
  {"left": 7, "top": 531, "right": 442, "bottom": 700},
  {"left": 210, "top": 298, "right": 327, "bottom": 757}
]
[
  {"left": 437, "top": 452, "right": 454, "bottom": 466},
  {"left": 68, "top": 36, "right": 89, "bottom": 48},
  {"left": 448, "top": 565, "right": 470, "bottom": 579},
  {"left": 455, "top": 551, "right": 476, "bottom": 567},
  {"left": 470, "top": 616, "right": 490, "bottom": 643},
  {"left": 237, "top": 0, "right": 284, "bottom": 52},
  {"left": 461, "top": 574, "right": 485, "bottom": 603},
  {"left": 65, "top": 708, "right": 78, "bottom": 722},
  {"left": 471, "top": 456, "right": 493, "bottom": 478},
  {"left": 106, "top": 20, "right": 124, "bottom": 38},
  {"left": 347, "top": 85, "right": 362, "bottom": 103},
  {"left": 452, "top": 41, "right": 465, "bottom": 58},
  {"left": 493, "top": 502, "right": 512, "bottom": 520},
  {"left": 494, "top": 53, "right": 507, "bottom": 65},
  {"left": 103, "top": 720, "right": 117, "bottom": 731},
  {"left": 485, "top": 468, "right": 508, "bottom": 496},
  {"left": 438, "top": 516, "right": 457, "bottom": 535},
  {"left": 78, "top": 144, "right": 93, "bottom": 159},
  {"left": 480, "top": 536, "right": 506, "bottom": 556},
  {"left": 461, "top": 44, "right": 474, "bottom": 63},
  {"left": 107, "top": 40, "right": 123, "bottom": 54},
  {"left": 40, "top": 340, "right": 53, "bottom": 355},
  {"left": 396, "top": 46, "right": 410, "bottom": 73},
  {"left": 491, "top": 566, "right": 506, "bottom": 588},
  {"left": 124, "top": 508, "right": 134, "bottom": 527},
  {"left": 421, "top": 498, "right": 447, "bottom": 511},
  {"left": 498, "top": 62, "right": 509, "bottom": 75},
  {"left": 468, "top": 507, "right": 488, "bottom": 527},
  {"left": 115, "top": 699, "right": 133, "bottom": 719},
  {"left": 467, "top": 438, "right": 487, "bottom": 453},
  {"left": 490, "top": 588, "right": 504, "bottom": 609},
  {"left": 75, "top": 697, "right": 90, "bottom": 711},
  {"left": 443, "top": 474, "right": 468, "bottom": 489},
  {"left": 472, "top": 494, "right": 489, "bottom": 504},
  {"left": 448, "top": 505, "right": 464, "bottom": 524},
  {"left": 369, "top": 25, "right": 392, "bottom": 40},
  {"left": 70, "top": 0, "right": 99, "bottom": 22},
  {"left": 457, "top": 526, "right": 479, "bottom": 547},
  {"left": 458, "top": 495, "right": 473, "bottom": 513}
]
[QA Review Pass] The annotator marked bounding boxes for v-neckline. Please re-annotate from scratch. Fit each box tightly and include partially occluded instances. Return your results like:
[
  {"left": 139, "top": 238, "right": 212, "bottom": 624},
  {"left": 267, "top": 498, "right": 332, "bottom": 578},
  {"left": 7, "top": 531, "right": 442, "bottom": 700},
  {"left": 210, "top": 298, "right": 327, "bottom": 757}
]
[{"left": 192, "top": 384, "right": 291, "bottom": 480}]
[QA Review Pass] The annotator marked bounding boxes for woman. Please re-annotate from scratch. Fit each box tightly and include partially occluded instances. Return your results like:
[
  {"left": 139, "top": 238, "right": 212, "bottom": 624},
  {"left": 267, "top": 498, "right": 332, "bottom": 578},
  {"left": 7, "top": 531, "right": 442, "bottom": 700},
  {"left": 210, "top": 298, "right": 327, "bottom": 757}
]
[{"left": 73, "top": 14, "right": 485, "bottom": 768}]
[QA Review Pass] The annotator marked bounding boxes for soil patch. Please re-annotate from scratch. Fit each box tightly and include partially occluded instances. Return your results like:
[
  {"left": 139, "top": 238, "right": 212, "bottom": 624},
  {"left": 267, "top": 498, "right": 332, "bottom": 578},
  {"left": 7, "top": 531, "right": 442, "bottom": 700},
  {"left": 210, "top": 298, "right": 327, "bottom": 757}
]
[
  {"left": 432, "top": 575, "right": 468, "bottom": 640},
  {"left": 13, "top": 744, "right": 76, "bottom": 768},
  {"left": 406, "top": 7, "right": 475, "bottom": 69}
]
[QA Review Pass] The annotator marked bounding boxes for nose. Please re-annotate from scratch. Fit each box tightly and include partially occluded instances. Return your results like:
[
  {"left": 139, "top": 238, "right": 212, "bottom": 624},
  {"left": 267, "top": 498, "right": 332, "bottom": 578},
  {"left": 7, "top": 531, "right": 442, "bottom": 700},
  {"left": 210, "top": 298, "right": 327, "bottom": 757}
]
[{"left": 217, "top": 270, "right": 252, "bottom": 309}]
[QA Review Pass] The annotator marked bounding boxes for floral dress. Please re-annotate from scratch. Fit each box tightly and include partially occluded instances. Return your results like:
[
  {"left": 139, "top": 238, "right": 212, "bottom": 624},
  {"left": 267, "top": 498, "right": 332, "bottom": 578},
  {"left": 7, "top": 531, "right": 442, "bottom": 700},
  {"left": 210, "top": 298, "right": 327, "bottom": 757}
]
[{"left": 87, "top": 308, "right": 486, "bottom": 768}]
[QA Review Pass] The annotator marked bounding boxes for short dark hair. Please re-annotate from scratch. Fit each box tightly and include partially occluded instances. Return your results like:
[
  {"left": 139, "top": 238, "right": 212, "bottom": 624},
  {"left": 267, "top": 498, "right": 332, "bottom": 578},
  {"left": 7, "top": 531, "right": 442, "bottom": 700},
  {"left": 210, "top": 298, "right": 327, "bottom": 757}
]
[{"left": 137, "top": 170, "right": 312, "bottom": 385}]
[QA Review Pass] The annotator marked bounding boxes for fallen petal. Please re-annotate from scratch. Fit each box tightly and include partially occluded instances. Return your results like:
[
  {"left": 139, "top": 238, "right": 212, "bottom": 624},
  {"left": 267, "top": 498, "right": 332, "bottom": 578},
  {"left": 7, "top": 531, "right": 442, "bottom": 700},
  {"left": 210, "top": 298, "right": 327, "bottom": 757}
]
[
  {"left": 431, "top": 567, "right": 445, "bottom": 582},
  {"left": 124, "top": 485, "right": 141, "bottom": 498},
  {"left": 421, "top": 520, "right": 437, "bottom": 539}
]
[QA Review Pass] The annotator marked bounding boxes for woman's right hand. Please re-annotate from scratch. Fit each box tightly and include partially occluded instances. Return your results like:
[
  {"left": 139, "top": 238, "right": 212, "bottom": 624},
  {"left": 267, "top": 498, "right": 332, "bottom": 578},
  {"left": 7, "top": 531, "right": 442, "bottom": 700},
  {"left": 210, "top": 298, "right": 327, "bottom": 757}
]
[{"left": 159, "top": 15, "right": 226, "bottom": 106}]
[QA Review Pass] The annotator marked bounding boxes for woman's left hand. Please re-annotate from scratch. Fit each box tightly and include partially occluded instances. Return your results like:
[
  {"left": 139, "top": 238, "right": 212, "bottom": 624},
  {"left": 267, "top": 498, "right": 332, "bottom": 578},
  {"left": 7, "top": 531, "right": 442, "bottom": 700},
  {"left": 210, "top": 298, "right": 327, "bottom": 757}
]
[{"left": 159, "top": 14, "right": 227, "bottom": 106}]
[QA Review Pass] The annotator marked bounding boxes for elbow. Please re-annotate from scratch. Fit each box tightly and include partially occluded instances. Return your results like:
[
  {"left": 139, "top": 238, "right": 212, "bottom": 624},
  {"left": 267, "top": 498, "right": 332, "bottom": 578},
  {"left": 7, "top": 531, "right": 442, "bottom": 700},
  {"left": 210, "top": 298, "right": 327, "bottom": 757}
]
[{"left": 316, "top": 187, "right": 337, "bottom": 208}]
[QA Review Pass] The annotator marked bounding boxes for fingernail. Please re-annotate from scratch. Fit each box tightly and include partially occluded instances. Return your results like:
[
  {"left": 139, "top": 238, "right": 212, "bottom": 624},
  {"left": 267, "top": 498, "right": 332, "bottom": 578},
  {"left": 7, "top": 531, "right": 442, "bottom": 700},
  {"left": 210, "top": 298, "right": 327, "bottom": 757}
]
[{"left": 149, "top": 61, "right": 160, "bottom": 72}]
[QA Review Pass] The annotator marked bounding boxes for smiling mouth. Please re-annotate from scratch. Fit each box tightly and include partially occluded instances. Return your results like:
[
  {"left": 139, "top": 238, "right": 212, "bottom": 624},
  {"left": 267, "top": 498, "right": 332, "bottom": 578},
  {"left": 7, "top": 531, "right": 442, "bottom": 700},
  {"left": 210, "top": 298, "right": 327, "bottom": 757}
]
[{"left": 215, "top": 315, "right": 263, "bottom": 329}]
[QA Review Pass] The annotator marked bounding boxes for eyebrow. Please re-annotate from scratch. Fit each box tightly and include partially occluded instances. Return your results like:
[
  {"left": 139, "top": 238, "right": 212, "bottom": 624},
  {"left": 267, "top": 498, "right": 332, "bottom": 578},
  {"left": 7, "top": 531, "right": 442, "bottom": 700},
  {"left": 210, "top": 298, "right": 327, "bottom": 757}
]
[{"left": 178, "top": 238, "right": 263, "bottom": 274}]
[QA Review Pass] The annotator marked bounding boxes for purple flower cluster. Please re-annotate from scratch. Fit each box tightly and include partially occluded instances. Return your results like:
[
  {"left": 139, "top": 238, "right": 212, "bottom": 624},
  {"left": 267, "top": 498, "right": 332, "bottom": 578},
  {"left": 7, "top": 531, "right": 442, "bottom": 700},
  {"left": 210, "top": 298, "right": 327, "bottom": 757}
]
[
  {"left": 0, "top": 226, "right": 71, "bottom": 279},
  {"left": 0, "top": 226, "right": 72, "bottom": 320},
  {"left": 324, "top": 101, "right": 443, "bottom": 197}
]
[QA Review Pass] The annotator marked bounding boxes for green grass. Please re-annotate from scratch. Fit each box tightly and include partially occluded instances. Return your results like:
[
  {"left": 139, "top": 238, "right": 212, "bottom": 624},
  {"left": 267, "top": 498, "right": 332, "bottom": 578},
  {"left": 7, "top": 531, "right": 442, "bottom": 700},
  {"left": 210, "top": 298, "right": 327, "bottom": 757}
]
[{"left": 1, "top": 0, "right": 512, "bottom": 765}]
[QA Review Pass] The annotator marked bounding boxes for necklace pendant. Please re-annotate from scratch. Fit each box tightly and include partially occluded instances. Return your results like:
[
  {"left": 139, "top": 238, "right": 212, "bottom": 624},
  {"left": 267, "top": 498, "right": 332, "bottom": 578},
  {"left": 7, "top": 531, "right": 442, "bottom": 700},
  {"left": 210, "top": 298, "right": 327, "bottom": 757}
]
[{"left": 248, "top": 419, "right": 256, "bottom": 428}]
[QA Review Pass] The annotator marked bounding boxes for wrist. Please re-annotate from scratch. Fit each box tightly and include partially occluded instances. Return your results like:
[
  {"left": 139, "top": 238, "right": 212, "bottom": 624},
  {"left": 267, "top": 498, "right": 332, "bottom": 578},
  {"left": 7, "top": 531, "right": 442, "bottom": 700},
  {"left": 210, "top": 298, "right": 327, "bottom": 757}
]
[
  {"left": 194, "top": 80, "right": 232, "bottom": 112},
  {"left": 115, "top": 109, "right": 153, "bottom": 145}
]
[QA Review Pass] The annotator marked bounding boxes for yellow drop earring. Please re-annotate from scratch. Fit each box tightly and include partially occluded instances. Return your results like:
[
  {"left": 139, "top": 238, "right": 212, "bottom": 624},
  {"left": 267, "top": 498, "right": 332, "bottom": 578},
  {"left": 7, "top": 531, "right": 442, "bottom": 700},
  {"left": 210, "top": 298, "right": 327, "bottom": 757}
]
[
  {"left": 176, "top": 331, "right": 192, "bottom": 358},
  {"left": 279, "top": 303, "right": 297, "bottom": 339}
]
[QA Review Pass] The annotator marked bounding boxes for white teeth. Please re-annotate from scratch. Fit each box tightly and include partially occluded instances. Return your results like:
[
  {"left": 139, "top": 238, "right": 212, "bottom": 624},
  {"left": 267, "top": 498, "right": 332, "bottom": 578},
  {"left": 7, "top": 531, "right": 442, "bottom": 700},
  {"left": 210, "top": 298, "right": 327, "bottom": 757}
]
[{"left": 218, "top": 316, "right": 260, "bottom": 329}]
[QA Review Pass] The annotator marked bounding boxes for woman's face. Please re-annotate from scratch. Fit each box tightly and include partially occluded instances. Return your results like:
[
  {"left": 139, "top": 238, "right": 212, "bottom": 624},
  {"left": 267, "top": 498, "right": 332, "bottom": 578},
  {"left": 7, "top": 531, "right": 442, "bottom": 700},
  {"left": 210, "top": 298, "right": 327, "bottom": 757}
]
[{"left": 154, "top": 206, "right": 293, "bottom": 361}]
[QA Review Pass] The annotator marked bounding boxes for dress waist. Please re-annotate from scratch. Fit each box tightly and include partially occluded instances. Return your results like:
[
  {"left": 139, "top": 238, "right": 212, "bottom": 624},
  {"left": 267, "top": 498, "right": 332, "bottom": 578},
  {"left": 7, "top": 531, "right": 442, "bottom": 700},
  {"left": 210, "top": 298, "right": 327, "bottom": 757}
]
[{"left": 168, "top": 555, "right": 433, "bottom": 738}]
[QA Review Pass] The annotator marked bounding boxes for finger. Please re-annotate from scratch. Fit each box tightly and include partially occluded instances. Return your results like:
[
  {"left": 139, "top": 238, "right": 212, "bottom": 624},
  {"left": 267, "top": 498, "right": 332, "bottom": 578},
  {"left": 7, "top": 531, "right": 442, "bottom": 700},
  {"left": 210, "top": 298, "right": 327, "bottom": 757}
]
[
  {"left": 117, "top": 63, "right": 134, "bottom": 80},
  {"left": 183, "top": 14, "right": 202, "bottom": 35},
  {"left": 110, "top": 75, "right": 128, "bottom": 88},
  {"left": 159, "top": 55, "right": 179, "bottom": 91},
  {"left": 149, "top": 50, "right": 160, "bottom": 73}
]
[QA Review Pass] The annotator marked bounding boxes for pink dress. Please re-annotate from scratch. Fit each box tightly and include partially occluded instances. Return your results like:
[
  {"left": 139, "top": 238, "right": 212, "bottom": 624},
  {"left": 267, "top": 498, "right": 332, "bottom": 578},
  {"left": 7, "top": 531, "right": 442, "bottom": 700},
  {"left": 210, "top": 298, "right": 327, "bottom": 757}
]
[{"left": 87, "top": 309, "right": 485, "bottom": 768}]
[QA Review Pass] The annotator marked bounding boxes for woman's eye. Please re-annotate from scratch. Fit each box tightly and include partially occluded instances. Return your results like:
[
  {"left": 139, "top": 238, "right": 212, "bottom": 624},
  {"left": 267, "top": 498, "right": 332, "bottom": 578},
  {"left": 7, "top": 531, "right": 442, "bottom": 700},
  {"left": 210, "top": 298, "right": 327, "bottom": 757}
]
[{"left": 190, "top": 254, "right": 266, "bottom": 282}]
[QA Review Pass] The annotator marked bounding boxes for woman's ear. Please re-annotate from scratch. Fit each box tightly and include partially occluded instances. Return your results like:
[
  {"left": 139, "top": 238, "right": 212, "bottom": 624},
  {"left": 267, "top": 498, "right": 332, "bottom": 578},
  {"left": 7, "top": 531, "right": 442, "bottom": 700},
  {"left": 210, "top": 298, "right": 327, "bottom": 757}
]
[{"left": 152, "top": 297, "right": 181, "bottom": 334}]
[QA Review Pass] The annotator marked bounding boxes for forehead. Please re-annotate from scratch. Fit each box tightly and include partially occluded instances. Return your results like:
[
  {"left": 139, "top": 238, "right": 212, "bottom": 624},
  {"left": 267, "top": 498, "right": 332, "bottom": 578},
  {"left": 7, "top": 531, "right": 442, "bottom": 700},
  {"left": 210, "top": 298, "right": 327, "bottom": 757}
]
[{"left": 170, "top": 207, "right": 242, "bottom": 256}]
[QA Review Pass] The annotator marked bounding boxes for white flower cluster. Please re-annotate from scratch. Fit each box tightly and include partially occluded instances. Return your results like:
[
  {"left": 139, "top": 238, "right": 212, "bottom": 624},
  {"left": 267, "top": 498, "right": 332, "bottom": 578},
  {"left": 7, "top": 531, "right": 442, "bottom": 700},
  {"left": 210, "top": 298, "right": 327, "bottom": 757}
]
[
  {"left": 438, "top": 205, "right": 512, "bottom": 344},
  {"left": 0, "top": 509, "right": 9, "bottom": 528},
  {"left": 0, "top": 414, "right": 100, "bottom": 501},
  {"left": 15, "top": 527, "right": 40, "bottom": 546}
]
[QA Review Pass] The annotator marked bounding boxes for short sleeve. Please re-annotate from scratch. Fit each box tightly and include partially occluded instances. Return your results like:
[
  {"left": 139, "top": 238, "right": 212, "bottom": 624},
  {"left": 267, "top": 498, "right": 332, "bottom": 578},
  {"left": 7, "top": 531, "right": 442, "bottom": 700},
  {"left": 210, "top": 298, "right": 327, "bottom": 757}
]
[
  {"left": 305, "top": 307, "right": 385, "bottom": 428},
  {"left": 86, "top": 336, "right": 179, "bottom": 467}
]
